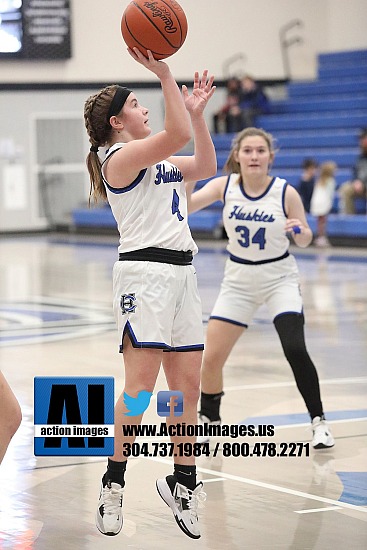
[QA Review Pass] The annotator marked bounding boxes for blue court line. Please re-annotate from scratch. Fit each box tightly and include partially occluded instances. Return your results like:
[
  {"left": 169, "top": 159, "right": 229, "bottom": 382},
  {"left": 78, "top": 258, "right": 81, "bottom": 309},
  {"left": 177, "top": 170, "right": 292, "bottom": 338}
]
[
  {"left": 240, "top": 409, "right": 367, "bottom": 426},
  {"left": 337, "top": 472, "right": 367, "bottom": 506},
  {"left": 0, "top": 332, "right": 74, "bottom": 342},
  {"left": 241, "top": 410, "right": 367, "bottom": 507},
  {"left": 0, "top": 307, "right": 80, "bottom": 322}
]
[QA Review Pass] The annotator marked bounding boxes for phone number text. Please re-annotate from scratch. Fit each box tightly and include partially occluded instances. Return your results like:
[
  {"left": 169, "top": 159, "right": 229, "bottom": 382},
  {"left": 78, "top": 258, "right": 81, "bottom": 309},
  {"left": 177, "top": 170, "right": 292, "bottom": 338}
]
[{"left": 122, "top": 441, "right": 310, "bottom": 458}]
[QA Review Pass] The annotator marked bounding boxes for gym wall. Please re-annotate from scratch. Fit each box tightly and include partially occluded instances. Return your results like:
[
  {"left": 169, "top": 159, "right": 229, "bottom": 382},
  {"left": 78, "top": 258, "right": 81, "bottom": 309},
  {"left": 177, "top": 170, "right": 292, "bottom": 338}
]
[{"left": 0, "top": 0, "right": 366, "bottom": 231}]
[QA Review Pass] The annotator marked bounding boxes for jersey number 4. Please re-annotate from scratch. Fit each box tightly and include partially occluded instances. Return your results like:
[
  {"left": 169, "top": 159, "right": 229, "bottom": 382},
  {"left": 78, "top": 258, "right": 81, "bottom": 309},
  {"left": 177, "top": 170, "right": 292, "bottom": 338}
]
[
  {"left": 172, "top": 189, "right": 184, "bottom": 221},
  {"left": 236, "top": 225, "right": 266, "bottom": 249}
]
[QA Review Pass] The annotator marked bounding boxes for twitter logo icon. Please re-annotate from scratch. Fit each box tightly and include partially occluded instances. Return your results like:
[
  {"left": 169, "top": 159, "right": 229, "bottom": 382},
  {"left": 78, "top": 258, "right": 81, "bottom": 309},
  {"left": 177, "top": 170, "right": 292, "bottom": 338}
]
[{"left": 123, "top": 390, "right": 153, "bottom": 416}]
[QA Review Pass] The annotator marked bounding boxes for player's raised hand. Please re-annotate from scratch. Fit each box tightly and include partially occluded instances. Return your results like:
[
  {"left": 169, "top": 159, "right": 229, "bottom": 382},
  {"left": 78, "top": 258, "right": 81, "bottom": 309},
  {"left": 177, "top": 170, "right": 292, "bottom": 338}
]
[{"left": 183, "top": 70, "right": 216, "bottom": 116}]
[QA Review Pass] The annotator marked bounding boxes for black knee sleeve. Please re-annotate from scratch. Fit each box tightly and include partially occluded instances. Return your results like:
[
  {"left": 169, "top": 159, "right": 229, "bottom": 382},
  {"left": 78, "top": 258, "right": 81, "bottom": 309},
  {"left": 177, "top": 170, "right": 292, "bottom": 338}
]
[{"left": 274, "top": 313, "right": 323, "bottom": 419}]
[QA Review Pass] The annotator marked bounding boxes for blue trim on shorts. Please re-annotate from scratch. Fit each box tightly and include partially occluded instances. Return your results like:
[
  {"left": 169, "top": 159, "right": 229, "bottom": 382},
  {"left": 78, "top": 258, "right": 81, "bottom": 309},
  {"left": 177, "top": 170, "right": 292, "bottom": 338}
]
[
  {"left": 163, "top": 344, "right": 204, "bottom": 353},
  {"left": 119, "top": 322, "right": 204, "bottom": 353},
  {"left": 210, "top": 315, "right": 248, "bottom": 328},
  {"left": 120, "top": 322, "right": 172, "bottom": 353}
]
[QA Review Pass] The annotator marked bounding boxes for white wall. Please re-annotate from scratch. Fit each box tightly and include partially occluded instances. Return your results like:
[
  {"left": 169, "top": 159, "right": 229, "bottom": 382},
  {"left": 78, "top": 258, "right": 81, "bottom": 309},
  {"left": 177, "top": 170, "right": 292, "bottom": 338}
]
[
  {"left": 0, "top": 0, "right": 366, "bottom": 84},
  {"left": 326, "top": 0, "right": 367, "bottom": 51}
]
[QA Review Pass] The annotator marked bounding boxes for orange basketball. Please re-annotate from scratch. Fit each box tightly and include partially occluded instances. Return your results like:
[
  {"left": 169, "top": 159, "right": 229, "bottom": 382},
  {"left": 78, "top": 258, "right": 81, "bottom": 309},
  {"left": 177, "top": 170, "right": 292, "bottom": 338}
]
[{"left": 121, "top": 0, "right": 188, "bottom": 60}]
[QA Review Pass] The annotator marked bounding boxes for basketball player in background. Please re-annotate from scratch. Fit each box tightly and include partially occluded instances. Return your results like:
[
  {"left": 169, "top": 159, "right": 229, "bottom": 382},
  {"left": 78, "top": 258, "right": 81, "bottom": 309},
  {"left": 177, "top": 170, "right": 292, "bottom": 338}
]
[
  {"left": 187, "top": 127, "right": 335, "bottom": 450},
  {"left": 84, "top": 47, "right": 216, "bottom": 539},
  {"left": 0, "top": 372, "right": 22, "bottom": 464}
]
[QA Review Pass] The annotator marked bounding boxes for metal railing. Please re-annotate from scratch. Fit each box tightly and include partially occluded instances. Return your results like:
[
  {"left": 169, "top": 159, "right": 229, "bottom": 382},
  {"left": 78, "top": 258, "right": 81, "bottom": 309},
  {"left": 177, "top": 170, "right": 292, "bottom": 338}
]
[
  {"left": 279, "top": 19, "right": 304, "bottom": 80},
  {"left": 222, "top": 52, "right": 247, "bottom": 79}
]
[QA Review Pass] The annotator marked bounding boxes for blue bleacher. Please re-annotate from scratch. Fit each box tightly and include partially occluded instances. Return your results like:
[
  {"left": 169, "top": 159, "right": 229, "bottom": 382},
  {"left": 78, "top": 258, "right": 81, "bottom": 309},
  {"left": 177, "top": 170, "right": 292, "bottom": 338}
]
[
  {"left": 217, "top": 149, "right": 358, "bottom": 170},
  {"left": 212, "top": 130, "right": 360, "bottom": 150},
  {"left": 72, "top": 205, "right": 117, "bottom": 228},
  {"left": 188, "top": 49, "right": 367, "bottom": 238},
  {"left": 288, "top": 77, "right": 367, "bottom": 97},
  {"left": 318, "top": 49, "right": 367, "bottom": 64},
  {"left": 72, "top": 49, "right": 367, "bottom": 241},
  {"left": 268, "top": 168, "right": 353, "bottom": 188},
  {"left": 270, "top": 96, "right": 367, "bottom": 114},
  {"left": 307, "top": 214, "right": 367, "bottom": 237},
  {"left": 318, "top": 64, "right": 367, "bottom": 80},
  {"left": 275, "top": 131, "right": 359, "bottom": 149},
  {"left": 257, "top": 112, "right": 367, "bottom": 131},
  {"left": 188, "top": 210, "right": 223, "bottom": 237}
]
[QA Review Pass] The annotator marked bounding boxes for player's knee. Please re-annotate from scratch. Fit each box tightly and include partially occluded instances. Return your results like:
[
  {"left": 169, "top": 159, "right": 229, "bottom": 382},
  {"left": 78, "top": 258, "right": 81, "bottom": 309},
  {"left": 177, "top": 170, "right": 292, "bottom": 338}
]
[
  {"left": 282, "top": 340, "right": 306, "bottom": 365},
  {"left": 12, "top": 401, "right": 22, "bottom": 434},
  {"left": 182, "top": 386, "right": 200, "bottom": 409},
  {"left": 202, "top": 352, "right": 223, "bottom": 372},
  {"left": 1, "top": 404, "right": 21, "bottom": 441}
]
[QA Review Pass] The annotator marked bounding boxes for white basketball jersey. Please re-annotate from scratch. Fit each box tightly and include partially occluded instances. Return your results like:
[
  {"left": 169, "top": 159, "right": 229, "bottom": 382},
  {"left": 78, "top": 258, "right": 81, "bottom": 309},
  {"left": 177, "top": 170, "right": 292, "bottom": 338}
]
[
  {"left": 223, "top": 174, "right": 290, "bottom": 262},
  {"left": 102, "top": 143, "right": 198, "bottom": 255}
]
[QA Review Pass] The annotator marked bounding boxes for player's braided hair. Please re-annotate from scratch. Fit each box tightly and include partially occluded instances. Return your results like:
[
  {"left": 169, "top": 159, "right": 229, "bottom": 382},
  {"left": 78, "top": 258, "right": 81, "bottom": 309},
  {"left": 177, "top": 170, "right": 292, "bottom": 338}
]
[
  {"left": 224, "top": 127, "right": 275, "bottom": 176},
  {"left": 84, "top": 85, "right": 119, "bottom": 202}
]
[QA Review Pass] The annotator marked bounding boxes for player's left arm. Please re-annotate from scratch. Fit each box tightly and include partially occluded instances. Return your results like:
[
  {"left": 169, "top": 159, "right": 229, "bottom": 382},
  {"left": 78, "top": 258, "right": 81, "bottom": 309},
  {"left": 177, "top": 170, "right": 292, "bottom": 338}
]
[
  {"left": 284, "top": 184, "right": 313, "bottom": 248},
  {"left": 168, "top": 70, "right": 217, "bottom": 182}
]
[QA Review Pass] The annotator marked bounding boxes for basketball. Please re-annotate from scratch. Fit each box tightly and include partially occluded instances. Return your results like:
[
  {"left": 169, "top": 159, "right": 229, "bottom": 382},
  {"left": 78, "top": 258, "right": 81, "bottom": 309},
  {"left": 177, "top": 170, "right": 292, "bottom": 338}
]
[{"left": 121, "top": 0, "right": 188, "bottom": 60}]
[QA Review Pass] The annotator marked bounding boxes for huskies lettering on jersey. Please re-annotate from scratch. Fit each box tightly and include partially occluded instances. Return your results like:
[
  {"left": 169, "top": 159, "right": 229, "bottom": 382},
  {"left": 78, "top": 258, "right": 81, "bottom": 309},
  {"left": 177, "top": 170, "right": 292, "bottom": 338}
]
[
  {"left": 228, "top": 205, "right": 275, "bottom": 223},
  {"left": 154, "top": 164, "right": 183, "bottom": 185}
]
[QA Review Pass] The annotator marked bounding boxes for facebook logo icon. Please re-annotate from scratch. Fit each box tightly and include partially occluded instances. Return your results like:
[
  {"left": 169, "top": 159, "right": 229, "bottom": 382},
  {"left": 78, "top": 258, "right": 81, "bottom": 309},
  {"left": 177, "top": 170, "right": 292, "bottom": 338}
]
[{"left": 157, "top": 391, "right": 183, "bottom": 417}]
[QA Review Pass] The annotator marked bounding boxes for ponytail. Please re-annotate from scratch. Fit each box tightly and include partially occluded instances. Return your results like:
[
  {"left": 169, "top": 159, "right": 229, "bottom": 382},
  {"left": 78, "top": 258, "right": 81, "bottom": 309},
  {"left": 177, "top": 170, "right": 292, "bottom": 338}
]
[
  {"left": 84, "top": 85, "right": 119, "bottom": 203},
  {"left": 86, "top": 150, "right": 105, "bottom": 203}
]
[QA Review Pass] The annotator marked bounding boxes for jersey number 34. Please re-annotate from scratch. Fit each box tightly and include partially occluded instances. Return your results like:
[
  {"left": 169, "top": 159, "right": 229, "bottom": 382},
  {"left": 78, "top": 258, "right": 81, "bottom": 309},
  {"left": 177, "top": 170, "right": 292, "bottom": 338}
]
[{"left": 236, "top": 225, "right": 266, "bottom": 249}]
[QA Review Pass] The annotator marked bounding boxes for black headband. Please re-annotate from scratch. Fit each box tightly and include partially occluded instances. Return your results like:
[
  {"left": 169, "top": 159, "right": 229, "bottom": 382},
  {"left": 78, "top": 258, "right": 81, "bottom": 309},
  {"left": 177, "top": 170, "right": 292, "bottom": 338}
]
[{"left": 107, "top": 86, "right": 132, "bottom": 121}]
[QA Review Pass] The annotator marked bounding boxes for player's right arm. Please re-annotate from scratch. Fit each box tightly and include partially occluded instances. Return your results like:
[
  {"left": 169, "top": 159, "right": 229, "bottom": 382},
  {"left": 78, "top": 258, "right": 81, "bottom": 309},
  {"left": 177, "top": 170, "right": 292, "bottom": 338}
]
[
  {"left": 110, "top": 48, "right": 191, "bottom": 180},
  {"left": 187, "top": 175, "right": 227, "bottom": 214},
  {"left": 134, "top": 48, "right": 192, "bottom": 153}
]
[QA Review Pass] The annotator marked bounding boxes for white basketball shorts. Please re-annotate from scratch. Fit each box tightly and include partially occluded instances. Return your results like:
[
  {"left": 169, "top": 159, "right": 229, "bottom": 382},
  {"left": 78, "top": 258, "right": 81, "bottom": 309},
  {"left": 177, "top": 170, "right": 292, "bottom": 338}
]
[
  {"left": 112, "top": 260, "right": 204, "bottom": 352},
  {"left": 210, "top": 254, "right": 303, "bottom": 327}
]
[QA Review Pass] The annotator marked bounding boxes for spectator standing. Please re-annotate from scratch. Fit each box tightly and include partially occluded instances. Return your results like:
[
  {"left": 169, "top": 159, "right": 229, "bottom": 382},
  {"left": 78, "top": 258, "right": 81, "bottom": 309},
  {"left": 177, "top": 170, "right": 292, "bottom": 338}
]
[
  {"left": 213, "top": 77, "right": 241, "bottom": 133},
  {"left": 298, "top": 158, "right": 318, "bottom": 213},
  {"left": 310, "top": 161, "right": 337, "bottom": 247},
  {"left": 339, "top": 128, "right": 367, "bottom": 214}
]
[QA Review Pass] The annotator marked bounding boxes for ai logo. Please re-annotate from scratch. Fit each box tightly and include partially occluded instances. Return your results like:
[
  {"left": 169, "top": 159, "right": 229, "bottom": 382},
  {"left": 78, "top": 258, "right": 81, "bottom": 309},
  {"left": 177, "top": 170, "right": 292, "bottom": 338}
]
[{"left": 34, "top": 377, "right": 114, "bottom": 456}]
